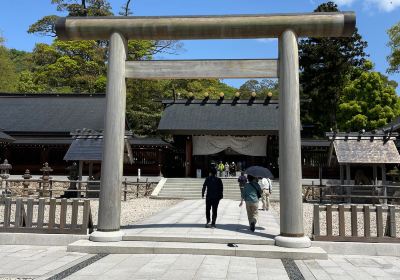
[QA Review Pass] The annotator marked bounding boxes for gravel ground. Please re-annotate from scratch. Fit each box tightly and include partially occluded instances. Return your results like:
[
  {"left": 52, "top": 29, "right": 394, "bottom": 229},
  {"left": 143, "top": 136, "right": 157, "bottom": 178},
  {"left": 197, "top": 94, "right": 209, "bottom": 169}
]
[
  {"left": 90, "top": 198, "right": 181, "bottom": 226},
  {"left": 271, "top": 201, "right": 400, "bottom": 238}
]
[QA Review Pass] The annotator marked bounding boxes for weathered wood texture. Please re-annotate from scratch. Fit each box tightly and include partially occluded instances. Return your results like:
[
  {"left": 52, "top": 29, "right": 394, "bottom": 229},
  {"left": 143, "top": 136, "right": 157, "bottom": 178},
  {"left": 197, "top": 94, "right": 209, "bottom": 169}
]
[
  {"left": 333, "top": 139, "right": 400, "bottom": 164},
  {"left": 313, "top": 204, "right": 399, "bottom": 242},
  {"left": 125, "top": 59, "right": 278, "bottom": 79},
  {"left": 278, "top": 30, "right": 304, "bottom": 237},
  {"left": 0, "top": 198, "right": 93, "bottom": 234},
  {"left": 56, "top": 12, "right": 355, "bottom": 40},
  {"left": 97, "top": 32, "right": 126, "bottom": 232}
]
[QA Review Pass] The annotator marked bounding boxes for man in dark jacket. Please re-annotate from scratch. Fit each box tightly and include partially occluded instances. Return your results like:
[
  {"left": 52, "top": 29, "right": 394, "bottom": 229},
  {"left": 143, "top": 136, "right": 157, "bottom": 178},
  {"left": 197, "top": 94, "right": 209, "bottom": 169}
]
[{"left": 202, "top": 168, "right": 223, "bottom": 228}]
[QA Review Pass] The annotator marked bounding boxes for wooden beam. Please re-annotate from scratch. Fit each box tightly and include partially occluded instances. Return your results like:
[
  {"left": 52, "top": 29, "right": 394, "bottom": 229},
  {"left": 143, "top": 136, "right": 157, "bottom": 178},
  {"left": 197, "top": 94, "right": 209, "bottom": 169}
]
[
  {"left": 125, "top": 59, "right": 278, "bottom": 79},
  {"left": 56, "top": 12, "right": 355, "bottom": 41}
]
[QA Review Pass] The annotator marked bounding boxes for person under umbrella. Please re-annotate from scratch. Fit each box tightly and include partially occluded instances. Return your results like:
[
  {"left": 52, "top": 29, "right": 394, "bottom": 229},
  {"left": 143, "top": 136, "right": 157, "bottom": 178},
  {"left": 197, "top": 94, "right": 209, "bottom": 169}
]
[
  {"left": 239, "top": 174, "right": 262, "bottom": 232},
  {"left": 202, "top": 167, "right": 223, "bottom": 228}
]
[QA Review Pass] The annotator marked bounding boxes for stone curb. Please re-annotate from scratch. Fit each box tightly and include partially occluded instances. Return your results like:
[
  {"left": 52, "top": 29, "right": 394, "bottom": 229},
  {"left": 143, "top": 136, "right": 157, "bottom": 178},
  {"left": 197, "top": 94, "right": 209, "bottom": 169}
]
[
  {"left": 312, "top": 241, "right": 400, "bottom": 256},
  {"left": 0, "top": 233, "right": 88, "bottom": 246},
  {"left": 68, "top": 240, "right": 328, "bottom": 260}
]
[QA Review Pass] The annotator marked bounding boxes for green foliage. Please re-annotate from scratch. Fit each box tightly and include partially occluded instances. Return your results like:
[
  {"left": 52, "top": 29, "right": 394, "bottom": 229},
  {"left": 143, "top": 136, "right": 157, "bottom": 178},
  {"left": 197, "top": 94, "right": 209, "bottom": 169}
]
[
  {"left": 26, "top": 40, "right": 106, "bottom": 93},
  {"left": 387, "top": 21, "right": 400, "bottom": 73},
  {"left": 27, "top": 15, "right": 59, "bottom": 37},
  {"left": 171, "top": 79, "right": 237, "bottom": 99},
  {"left": 0, "top": 37, "right": 18, "bottom": 92},
  {"left": 239, "top": 79, "right": 278, "bottom": 99},
  {"left": 299, "top": 1, "right": 367, "bottom": 135},
  {"left": 8, "top": 49, "right": 33, "bottom": 73},
  {"left": 337, "top": 68, "right": 400, "bottom": 131}
]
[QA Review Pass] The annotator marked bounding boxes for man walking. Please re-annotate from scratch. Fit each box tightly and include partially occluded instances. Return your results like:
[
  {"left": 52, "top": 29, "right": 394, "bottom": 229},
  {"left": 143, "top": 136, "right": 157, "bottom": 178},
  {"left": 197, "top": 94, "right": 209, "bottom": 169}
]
[
  {"left": 239, "top": 175, "right": 262, "bottom": 232},
  {"left": 259, "top": 177, "right": 272, "bottom": 211},
  {"left": 202, "top": 168, "right": 223, "bottom": 228}
]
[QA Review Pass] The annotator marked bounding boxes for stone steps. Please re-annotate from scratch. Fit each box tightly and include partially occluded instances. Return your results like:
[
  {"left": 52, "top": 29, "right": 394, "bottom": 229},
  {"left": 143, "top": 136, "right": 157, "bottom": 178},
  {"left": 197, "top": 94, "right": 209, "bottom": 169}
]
[
  {"left": 156, "top": 178, "right": 280, "bottom": 201},
  {"left": 68, "top": 239, "right": 327, "bottom": 260},
  {"left": 122, "top": 234, "right": 275, "bottom": 245}
]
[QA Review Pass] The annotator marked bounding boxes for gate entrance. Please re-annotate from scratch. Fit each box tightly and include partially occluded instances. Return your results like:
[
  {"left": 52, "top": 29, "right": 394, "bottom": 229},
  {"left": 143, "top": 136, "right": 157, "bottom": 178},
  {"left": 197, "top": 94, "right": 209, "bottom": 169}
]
[{"left": 56, "top": 12, "right": 355, "bottom": 247}]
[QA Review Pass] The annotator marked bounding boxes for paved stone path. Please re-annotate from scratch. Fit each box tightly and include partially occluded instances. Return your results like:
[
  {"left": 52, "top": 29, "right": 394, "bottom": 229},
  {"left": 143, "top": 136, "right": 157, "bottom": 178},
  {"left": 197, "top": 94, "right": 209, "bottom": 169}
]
[
  {"left": 1, "top": 246, "right": 399, "bottom": 279},
  {"left": 122, "top": 199, "right": 280, "bottom": 243}
]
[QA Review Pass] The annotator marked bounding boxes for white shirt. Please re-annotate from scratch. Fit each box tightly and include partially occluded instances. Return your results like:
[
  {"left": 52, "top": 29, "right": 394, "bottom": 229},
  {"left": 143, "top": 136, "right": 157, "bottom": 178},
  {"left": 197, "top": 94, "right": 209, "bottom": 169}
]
[{"left": 259, "top": 178, "right": 272, "bottom": 191}]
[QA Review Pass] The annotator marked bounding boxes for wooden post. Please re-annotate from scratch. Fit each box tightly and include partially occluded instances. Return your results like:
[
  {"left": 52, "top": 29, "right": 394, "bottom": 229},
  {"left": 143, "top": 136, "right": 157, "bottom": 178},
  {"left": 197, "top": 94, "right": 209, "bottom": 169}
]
[
  {"left": 60, "top": 199, "right": 67, "bottom": 230},
  {"left": 93, "top": 32, "right": 127, "bottom": 241},
  {"left": 37, "top": 198, "right": 45, "bottom": 229},
  {"left": 48, "top": 199, "right": 56, "bottom": 229},
  {"left": 15, "top": 199, "right": 22, "bottom": 228},
  {"left": 363, "top": 205, "right": 370, "bottom": 238},
  {"left": 346, "top": 164, "right": 351, "bottom": 203},
  {"left": 382, "top": 164, "right": 387, "bottom": 204},
  {"left": 351, "top": 204, "right": 358, "bottom": 237},
  {"left": 340, "top": 164, "right": 344, "bottom": 196},
  {"left": 338, "top": 204, "right": 345, "bottom": 237},
  {"left": 26, "top": 198, "right": 33, "bottom": 228},
  {"left": 326, "top": 204, "right": 332, "bottom": 236},
  {"left": 78, "top": 160, "right": 83, "bottom": 196},
  {"left": 389, "top": 205, "right": 396, "bottom": 238},
  {"left": 376, "top": 205, "right": 383, "bottom": 237},
  {"left": 4, "top": 198, "right": 10, "bottom": 228},
  {"left": 276, "top": 29, "right": 307, "bottom": 246},
  {"left": 313, "top": 204, "right": 320, "bottom": 236},
  {"left": 185, "top": 136, "right": 192, "bottom": 177},
  {"left": 373, "top": 165, "right": 378, "bottom": 185}
]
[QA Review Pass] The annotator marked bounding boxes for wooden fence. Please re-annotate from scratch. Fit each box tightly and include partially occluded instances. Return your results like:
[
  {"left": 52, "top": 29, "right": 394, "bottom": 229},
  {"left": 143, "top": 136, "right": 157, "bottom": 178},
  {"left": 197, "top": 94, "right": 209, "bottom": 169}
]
[
  {"left": 0, "top": 178, "right": 155, "bottom": 201},
  {"left": 304, "top": 185, "right": 400, "bottom": 204},
  {"left": 313, "top": 204, "right": 400, "bottom": 243},
  {"left": 0, "top": 198, "right": 93, "bottom": 235}
]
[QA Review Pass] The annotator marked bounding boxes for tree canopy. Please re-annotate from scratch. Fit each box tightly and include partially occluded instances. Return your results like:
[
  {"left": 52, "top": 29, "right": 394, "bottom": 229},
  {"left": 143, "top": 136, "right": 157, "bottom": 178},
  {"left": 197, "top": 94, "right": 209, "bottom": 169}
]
[
  {"left": 0, "top": 37, "right": 18, "bottom": 92},
  {"left": 337, "top": 61, "right": 400, "bottom": 131},
  {"left": 387, "top": 21, "right": 400, "bottom": 74},
  {"left": 299, "top": 1, "right": 368, "bottom": 135}
]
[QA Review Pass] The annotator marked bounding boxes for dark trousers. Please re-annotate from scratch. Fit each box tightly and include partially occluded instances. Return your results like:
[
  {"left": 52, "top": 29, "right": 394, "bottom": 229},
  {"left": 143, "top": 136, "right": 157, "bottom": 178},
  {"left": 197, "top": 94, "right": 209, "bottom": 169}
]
[{"left": 206, "top": 198, "right": 220, "bottom": 224}]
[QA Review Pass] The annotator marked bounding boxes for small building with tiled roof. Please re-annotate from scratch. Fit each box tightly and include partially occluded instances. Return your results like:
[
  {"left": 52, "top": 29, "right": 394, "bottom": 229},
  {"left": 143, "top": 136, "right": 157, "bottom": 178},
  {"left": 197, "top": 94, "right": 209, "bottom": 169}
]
[{"left": 0, "top": 93, "right": 170, "bottom": 175}]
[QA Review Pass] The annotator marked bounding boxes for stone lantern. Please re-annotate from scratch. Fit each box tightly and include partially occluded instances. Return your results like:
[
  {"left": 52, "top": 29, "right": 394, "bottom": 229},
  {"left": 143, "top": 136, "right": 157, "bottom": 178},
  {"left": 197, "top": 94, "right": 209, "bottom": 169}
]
[
  {"left": 0, "top": 159, "right": 12, "bottom": 195},
  {"left": 22, "top": 169, "right": 32, "bottom": 195},
  {"left": 0, "top": 159, "right": 12, "bottom": 180},
  {"left": 40, "top": 162, "right": 53, "bottom": 197}
]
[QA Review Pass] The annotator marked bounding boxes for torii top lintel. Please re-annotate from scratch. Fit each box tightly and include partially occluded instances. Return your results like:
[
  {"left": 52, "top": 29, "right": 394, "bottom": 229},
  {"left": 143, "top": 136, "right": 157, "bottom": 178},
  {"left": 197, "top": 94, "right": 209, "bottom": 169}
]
[{"left": 56, "top": 12, "right": 355, "bottom": 41}]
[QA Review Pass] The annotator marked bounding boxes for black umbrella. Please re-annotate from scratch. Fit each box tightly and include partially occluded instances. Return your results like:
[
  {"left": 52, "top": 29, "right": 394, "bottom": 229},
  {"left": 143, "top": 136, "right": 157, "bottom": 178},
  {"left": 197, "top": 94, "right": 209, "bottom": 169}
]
[{"left": 245, "top": 166, "right": 274, "bottom": 179}]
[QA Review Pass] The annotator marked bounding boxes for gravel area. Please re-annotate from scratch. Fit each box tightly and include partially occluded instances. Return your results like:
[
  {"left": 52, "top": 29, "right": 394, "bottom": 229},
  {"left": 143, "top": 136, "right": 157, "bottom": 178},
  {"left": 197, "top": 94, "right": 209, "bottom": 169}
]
[
  {"left": 89, "top": 198, "right": 181, "bottom": 227},
  {"left": 271, "top": 201, "right": 400, "bottom": 238}
]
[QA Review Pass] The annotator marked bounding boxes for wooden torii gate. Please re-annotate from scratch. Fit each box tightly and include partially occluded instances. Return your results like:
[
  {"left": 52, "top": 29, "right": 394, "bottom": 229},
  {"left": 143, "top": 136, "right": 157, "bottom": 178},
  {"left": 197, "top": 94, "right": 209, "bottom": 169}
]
[{"left": 56, "top": 12, "right": 356, "bottom": 247}]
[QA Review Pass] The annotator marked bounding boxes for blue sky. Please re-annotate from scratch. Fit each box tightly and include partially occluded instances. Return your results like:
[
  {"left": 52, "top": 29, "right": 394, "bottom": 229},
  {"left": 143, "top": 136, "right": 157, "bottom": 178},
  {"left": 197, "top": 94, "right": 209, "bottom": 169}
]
[{"left": 0, "top": 0, "right": 399, "bottom": 91}]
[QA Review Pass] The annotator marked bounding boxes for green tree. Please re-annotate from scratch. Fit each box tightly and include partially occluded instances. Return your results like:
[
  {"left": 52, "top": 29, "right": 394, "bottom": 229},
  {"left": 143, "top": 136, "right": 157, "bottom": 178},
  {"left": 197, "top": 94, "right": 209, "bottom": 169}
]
[
  {"left": 337, "top": 62, "right": 400, "bottom": 131},
  {"left": 299, "top": 1, "right": 367, "bottom": 135},
  {"left": 0, "top": 37, "right": 18, "bottom": 92},
  {"left": 26, "top": 40, "right": 107, "bottom": 93},
  {"left": 239, "top": 79, "right": 278, "bottom": 99},
  {"left": 387, "top": 21, "right": 400, "bottom": 73}
]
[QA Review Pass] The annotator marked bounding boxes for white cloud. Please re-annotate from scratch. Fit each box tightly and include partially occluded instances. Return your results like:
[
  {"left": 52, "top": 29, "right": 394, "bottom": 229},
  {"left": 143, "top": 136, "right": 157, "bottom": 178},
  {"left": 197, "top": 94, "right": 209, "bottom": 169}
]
[
  {"left": 335, "top": 0, "right": 357, "bottom": 6},
  {"left": 366, "top": 0, "right": 400, "bottom": 12},
  {"left": 255, "top": 38, "right": 277, "bottom": 43}
]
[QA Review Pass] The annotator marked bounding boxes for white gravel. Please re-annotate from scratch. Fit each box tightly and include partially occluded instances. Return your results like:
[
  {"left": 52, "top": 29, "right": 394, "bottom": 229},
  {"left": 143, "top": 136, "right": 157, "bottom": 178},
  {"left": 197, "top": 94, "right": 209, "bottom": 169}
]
[
  {"left": 90, "top": 198, "right": 181, "bottom": 227},
  {"left": 271, "top": 202, "right": 400, "bottom": 238}
]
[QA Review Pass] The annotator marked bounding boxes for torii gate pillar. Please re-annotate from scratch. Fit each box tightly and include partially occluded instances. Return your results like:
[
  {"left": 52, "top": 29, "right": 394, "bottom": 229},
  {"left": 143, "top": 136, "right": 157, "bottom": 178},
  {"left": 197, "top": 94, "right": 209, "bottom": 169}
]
[{"left": 275, "top": 30, "right": 310, "bottom": 248}]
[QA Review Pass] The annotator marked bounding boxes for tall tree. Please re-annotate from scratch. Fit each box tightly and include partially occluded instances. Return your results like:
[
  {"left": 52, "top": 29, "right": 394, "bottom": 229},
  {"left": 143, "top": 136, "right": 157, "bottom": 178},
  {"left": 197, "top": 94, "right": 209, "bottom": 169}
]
[
  {"left": 387, "top": 21, "right": 400, "bottom": 74},
  {"left": 299, "top": 1, "right": 367, "bottom": 135},
  {"left": 0, "top": 37, "right": 18, "bottom": 92},
  {"left": 337, "top": 61, "right": 400, "bottom": 131}
]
